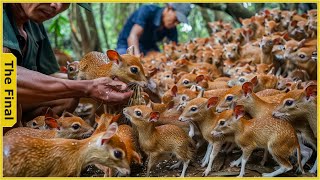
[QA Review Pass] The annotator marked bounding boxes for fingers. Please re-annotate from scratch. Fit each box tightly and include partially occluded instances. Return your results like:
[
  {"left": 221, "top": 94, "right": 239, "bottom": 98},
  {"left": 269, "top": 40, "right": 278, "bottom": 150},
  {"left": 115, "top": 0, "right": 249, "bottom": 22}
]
[
  {"left": 104, "top": 90, "right": 133, "bottom": 104},
  {"left": 107, "top": 81, "right": 128, "bottom": 91},
  {"left": 90, "top": 78, "right": 133, "bottom": 104},
  {"left": 99, "top": 77, "right": 128, "bottom": 91}
]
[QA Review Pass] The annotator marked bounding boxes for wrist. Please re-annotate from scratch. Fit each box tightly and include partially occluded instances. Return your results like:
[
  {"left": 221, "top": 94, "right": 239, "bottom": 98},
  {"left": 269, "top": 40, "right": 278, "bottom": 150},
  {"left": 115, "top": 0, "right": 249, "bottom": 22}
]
[{"left": 63, "top": 79, "right": 92, "bottom": 98}]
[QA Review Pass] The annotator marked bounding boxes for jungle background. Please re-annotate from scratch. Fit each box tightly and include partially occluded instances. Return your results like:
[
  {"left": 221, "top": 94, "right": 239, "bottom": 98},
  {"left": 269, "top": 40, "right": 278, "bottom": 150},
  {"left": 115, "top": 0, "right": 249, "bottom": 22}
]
[{"left": 44, "top": 3, "right": 317, "bottom": 60}]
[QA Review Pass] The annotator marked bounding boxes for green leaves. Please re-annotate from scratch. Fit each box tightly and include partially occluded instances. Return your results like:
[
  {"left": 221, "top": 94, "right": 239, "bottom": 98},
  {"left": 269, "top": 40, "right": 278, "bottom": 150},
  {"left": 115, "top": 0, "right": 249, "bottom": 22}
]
[{"left": 48, "top": 15, "right": 68, "bottom": 37}]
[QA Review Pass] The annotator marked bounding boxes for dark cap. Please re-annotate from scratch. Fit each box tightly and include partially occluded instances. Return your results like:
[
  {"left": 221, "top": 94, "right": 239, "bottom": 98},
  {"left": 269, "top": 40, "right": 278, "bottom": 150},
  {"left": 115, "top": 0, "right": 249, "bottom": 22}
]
[
  {"left": 168, "top": 3, "right": 191, "bottom": 24},
  {"left": 77, "top": 3, "right": 92, "bottom": 11}
]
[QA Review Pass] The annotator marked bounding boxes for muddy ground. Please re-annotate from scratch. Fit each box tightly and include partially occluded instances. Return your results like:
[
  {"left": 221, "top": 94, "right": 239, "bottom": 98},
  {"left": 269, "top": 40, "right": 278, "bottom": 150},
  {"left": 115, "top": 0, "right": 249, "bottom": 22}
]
[{"left": 81, "top": 143, "right": 317, "bottom": 177}]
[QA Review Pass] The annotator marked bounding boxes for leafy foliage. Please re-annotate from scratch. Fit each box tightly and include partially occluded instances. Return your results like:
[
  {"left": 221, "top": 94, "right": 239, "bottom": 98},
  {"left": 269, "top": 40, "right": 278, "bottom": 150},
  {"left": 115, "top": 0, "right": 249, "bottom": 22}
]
[{"left": 44, "top": 3, "right": 315, "bottom": 58}]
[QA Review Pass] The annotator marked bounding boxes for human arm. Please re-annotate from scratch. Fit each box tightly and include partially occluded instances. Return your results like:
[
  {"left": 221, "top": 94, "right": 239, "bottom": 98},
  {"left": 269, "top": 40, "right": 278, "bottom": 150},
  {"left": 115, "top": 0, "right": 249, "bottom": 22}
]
[
  {"left": 50, "top": 72, "right": 68, "bottom": 79},
  {"left": 127, "top": 24, "right": 144, "bottom": 56},
  {"left": 17, "top": 66, "right": 133, "bottom": 104},
  {"left": 127, "top": 5, "right": 157, "bottom": 56},
  {"left": 3, "top": 47, "right": 11, "bottom": 53}
]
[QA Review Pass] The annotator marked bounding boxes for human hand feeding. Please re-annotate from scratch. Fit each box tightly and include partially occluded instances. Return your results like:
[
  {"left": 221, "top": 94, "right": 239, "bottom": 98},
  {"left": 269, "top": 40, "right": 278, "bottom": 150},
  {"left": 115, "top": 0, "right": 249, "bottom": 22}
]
[{"left": 88, "top": 77, "right": 133, "bottom": 104}]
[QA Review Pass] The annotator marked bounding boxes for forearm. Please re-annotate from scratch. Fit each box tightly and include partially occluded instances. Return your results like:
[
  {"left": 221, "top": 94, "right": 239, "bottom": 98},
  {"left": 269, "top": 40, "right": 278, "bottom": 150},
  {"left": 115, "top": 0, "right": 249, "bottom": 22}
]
[
  {"left": 17, "top": 66, "right": 90, "bottom": 104},
  {"left": 127, "top": 24, "right": 144, "bottom": 56},
  {"left": 50, "top": 72, "right": 68, "bottom": 79},
  {"left": 127, "top": 34, "right": 140, "bottom": 55}
]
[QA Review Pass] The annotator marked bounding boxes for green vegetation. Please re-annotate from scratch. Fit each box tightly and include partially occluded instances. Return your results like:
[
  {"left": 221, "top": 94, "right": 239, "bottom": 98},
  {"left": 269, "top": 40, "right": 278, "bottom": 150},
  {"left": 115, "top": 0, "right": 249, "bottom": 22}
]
[{"left": 43, "top": 3, "right": 315, "bottom": 59}]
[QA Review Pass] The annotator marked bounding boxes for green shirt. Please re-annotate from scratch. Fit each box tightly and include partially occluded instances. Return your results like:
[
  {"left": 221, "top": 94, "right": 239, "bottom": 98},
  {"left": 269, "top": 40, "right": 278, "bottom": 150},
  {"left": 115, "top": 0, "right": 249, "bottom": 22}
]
[{"left": 3, "top": 4, "right": 59, "bottom": 75}]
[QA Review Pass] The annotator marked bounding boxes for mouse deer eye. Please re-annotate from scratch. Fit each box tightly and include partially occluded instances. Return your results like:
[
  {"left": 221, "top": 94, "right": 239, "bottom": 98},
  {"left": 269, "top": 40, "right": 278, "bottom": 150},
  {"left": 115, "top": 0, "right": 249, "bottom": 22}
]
[
  {"left": 298, "top": 54, "right": 306, "bottom": 59},
  {"left": 135, "top": 110, "right": 142, "bottom": 117},
  {"left": 32, "top": 122, "right": 37, "bottom": 127},
  {"left": 190, "top": 107, "right": 197, "bottom": 112},
  {"left": 219, "top": 120, "right": 225, "bottom": 126},
  {"left": 130, "top": 67, "right": 139, "bottom": 74},
  {"left": 312, "top": 51, "right": 317, "bottom": 56},
  {"left": 113, "top": 150, "right": 123, "bottom": 159},
  {"left": 183, "top": 80, "right": 189, "bottom": 85},
  {"left": 226, "top": 95, "right": 233, "bottom": 101},
  {"left": 285, "top": 99, "right": 294, "bottom": 106},
  {"left": 72, "top": 123, "right": 81, "bottom": 130}
]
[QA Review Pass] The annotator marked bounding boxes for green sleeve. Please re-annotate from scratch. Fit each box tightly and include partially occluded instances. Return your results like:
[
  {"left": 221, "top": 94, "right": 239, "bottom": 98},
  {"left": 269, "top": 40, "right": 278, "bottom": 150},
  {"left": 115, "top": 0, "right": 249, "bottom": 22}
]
[
  {"left": 3, "top": 7, "right": 22, "bottom": 59},
  {"left": 37, "top": 24, "right": 60, "bottom": 75}
]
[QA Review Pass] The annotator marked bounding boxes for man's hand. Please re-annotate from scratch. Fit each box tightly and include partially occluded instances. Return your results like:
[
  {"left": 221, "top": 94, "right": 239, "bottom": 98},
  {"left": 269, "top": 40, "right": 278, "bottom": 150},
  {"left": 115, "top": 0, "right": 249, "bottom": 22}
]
[{"left": 88, "top": 77, "right": 133, "bottom": 105}]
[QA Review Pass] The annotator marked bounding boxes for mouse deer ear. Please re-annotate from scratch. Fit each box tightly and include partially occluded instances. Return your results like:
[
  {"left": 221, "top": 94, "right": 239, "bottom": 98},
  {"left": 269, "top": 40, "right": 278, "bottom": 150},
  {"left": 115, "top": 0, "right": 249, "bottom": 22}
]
[
  {"left": 196, "top": 75, "right": 205, "bottom": 84},
  {"left": 101, "top": 122, "right": 118, "bottom": 145},
  {"left": 147, "top": 100, "right": 153, "bottom": 109},
  {"left": 264, "top": 9, "right": 270, "bottom": 16},
  {"left": 61, "top": 111, "right": 74, "bottom": 118},
  {"left": 250, "top": 76, "right": 258, "bottom": 87},
  {"left": 43, "top": 107, "right": 54, "bottom": 118},
  {"left": 207, "top": 97, "right": 219, "bottom": 109},
  {"left": 242, "top": 82, "right": 254, "bottom": 97},
  {"left": 190, "top": 69, "right": 197, "bottom": 74},
  {"left": 290, "top": 20, "right": 298, "bottom": 27},
  {"left": 149, "top": 112, "right": 160, "bottom": 122},
  {"left": 107, "top": 50, "right": 122, "bottom": 65},
  {"left": 111, "top": 114, "right": 122, "bottom": 124},
  {"left": 45, "top": 117, "right": 60, "bottom": 130},
  {"left": 171, "top": 85, "right": 178, "bottom": 97},
  {"left": 305, "top": 85, "right": 317, "bottom": 101},
  {"left": 239, "top": 17, "right": 243, "bottom": 23},
  {"left": 126, "top": 45, "right": 135, "bottom": 55},
  {"left": 283, "top": 32, "right": 290, "bottom": 41},
  {"left": 234, "top": 105, "right": 245, "bottom": 120}
]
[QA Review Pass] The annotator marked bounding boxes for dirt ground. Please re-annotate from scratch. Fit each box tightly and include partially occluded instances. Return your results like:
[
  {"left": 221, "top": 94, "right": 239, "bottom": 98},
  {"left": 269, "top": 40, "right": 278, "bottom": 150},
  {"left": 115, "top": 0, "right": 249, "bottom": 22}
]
[{"left": 81, "top": 143, "right": 317, "bottom": 177}]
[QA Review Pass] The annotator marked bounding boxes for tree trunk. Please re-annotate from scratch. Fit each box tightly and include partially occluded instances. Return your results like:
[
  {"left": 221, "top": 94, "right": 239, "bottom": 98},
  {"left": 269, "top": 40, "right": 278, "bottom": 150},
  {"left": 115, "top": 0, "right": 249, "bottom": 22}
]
[
  {"left": 254, "top": 3, "right": 265, "bottom": 13},
  {"left": 69, "top": 4, "right": 102, "bottom": 58},
  {"left": 69, "top": 5, "right": 82, "bottom": 60},
  {"left": 214, "top": 11, "right": 225, "bottom": 21},
  {"left": 85, "top": 4, "right": 102, "bottom": 52},
  {"left": 310, "top": 3, "right": 317, "bottom": 9},
  {"left": 75, "top": 5, "right": 91, "bottom": 54},
  {"left": 200, "top": 7, "right": 212, "bottom": 35},
  {"left": 290, "top": 3, "right": 299, "bottom": 11},
  {"left": 100, "top": 3, "right": 110, "bottom": 49},
  {"left": 225, "top": 4, "right": 254, "bottom": 23},
  {"left": 280, "top": 3, "right": 289, "bottom": 10},
  {"left": 114, "top": 4, "right": 121, "bottom": 35},
  {"left": 195, "top": 3, "right": 254, "bottom": 23}
]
